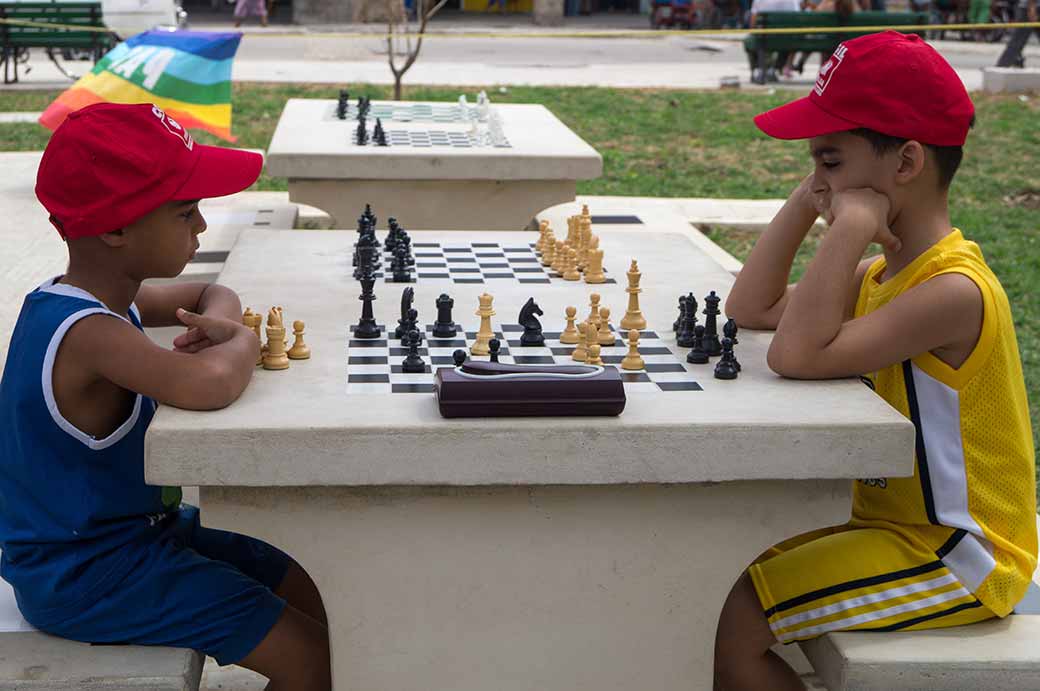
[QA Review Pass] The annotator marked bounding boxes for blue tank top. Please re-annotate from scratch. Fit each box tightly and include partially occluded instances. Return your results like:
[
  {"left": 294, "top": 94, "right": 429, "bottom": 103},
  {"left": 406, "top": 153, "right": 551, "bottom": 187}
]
[{"left": 0, "top": 279, "right": 181, "bottom": 621}]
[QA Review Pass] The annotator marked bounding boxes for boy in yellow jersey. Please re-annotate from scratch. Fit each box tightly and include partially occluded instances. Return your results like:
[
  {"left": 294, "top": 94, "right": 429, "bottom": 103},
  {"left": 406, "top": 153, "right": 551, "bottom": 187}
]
[{"left": 716, "top": 31, "right": 1037, "bottom": 691}]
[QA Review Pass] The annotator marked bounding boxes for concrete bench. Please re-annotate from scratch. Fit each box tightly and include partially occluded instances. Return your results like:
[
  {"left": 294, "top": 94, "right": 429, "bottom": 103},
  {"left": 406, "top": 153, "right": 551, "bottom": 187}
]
[
  {"left": 0, "top": 631, "right": 203, "bottom": 690},
  {"left": 800, "top": 581, "right": 1040, "bottom": 691}
]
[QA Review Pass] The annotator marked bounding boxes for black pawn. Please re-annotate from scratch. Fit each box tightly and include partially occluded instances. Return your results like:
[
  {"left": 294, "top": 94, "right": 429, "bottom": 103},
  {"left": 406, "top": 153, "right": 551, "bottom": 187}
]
[
  {"left": 488, "top": 338, "right": 501, "bottom": 363},
  {"left": 401, "top": 330, "right": 426, "bottom": 373},
  {"left": 702, "top": 291, "right": 722, "bottom": 357},
  {"left": 433, "top": 294, "right": 457, "bottom": 338},
  {"left": 452, "top": 349, "right": 467, "bottom": 367},
  {"left": 714, "top": 337, "right": 738, "bottom": 380},
  {"left": 723, "top": 318, "right": 741, "bottom": 372},
  {"left": 391, "top": 246, "right": 412, "bottom": 282},
  {"left": 673, "top": 295, "right": 686, "bottom": 333},
  {"left": 337, "top": 89, "right": 349, "bottom": 119},
  {"left": 686, "top": 324, "right": 709, "bottom": 364}
]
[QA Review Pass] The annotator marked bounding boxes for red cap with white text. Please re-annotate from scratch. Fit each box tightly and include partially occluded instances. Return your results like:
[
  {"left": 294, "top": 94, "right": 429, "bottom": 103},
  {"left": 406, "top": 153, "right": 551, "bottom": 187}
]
[
  {"left": 753, "top": 31, "right": 974, "bottom": 147},
  {"left": 36, "top": 102, "right": 262, "bottom": 240}
]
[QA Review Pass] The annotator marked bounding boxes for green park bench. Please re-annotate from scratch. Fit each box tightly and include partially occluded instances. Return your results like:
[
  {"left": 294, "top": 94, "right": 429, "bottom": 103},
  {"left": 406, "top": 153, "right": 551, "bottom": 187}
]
[
  {"left": 0, "top": 1, "right": 116, "bottom": 84},
  {"left": 744, "top": 11, "right": 929, "bottom": 84}
]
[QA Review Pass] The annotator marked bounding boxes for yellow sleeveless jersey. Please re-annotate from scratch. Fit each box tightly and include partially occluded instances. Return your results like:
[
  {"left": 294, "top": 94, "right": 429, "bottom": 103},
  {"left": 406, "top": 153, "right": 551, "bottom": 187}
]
[{"left": 852, "top": 229, "right": 1037, "bottom": 617}]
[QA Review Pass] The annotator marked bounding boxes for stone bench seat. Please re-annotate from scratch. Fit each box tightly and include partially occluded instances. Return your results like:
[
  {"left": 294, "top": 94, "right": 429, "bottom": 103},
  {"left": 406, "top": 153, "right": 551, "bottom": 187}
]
[
  {"left": 800, "top": 582, "right": 1040, "bottom": 691},
  {"left": 0, "top": 632, "right": 202, "bottom": 691}
]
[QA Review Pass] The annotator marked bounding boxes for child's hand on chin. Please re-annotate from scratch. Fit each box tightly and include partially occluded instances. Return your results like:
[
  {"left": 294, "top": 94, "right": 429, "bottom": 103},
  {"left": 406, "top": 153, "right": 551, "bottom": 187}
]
[{"left": 827, "top": 188, "right": 902, "bottom": 254}]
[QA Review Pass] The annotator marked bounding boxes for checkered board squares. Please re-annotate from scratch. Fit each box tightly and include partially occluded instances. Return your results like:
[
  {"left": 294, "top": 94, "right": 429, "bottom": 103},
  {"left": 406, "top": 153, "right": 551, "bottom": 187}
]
[
  {"left": 365, "top": 242, "right": 617, "bottom": 285},
  {"left": 353, "top": 129, "right": 511, "bottom": 149},
  {"left": 346, "top": 323, "right": 705, "bottom": 395}
]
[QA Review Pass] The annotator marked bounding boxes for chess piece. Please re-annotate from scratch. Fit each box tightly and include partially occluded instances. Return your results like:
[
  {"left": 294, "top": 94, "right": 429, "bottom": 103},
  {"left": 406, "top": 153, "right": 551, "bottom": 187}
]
[
  {"left": 353, "top": 243, "right": 380, "bottom": 339},
  {"left": 620, "top": 259, "right": 647, "bottom": 331},
  {"left": 519, "top": 297, "right": 545, "bottom": 346},
  {"left": 587, "top": 293, "right": 602, "bottom": 327},
  {"left": 452, "top": 349, "right": 467, "bottom": 367},
  {"left": 723, "top": 318, "right": 741, "bottom": 372},
  {"left": 356, "top": 117, "right": 368, "bottom": 146},
  {"left": 566, "top": 214, "right": 578, "bottom": 247},
  {"left": 243, "top": 308, "right": 263, "bottom": 365},
  {"left": 287, "top": 320, "right": 311, "bottom": 360},
  {"left": 536, "top": 220, "right": 549, "bottom": 254},
  {"left": 551, "top": 241, "right": 568, "bottom": 274},
  {"left": 677, "top": 293, "right": 698, "bottom": 347},
  {"left": 621, "top": 329, "right": 645, "bottom": 371},
  {"left": 433, "top": 294, "right": 457, "bottom": 338},
  {"left": 385, "top": 217, "right": 401, "bottom": 253},
  {"left": 401, "top": 330, "right": 427, "bottom": 373},
  {"left": 374, "top": 118, "right": 387, "bottom": 146},
  {"left": 394, "top": 287, "right": 414, "bottom": 339},
  {"left": 584, "top": 247, "right": 606, "bottom": 284},
  {"left": 687, "top": 325, "right": 709, "bottom": 364},
  {"left": 560, "top": 306, "right": 579, "bottom": 344},
  {"left": 597, "top": 307, "right": 614, "bottom": 346},
  {"left": 362, "top": 203, "right": 377, "bottom": 232},
  {"left": 702, "top": 291, "right": 722, "bottom": 357},
  {"left": 571, "top": 321, "right": 589, "bottom": 363},
  {"left": 401, "top": 308, "right": 421, "bottom": 344},
  {"left": 337, "top": 89, "right": 349, "bottom": 119},
  {"left": 262, "top": 308, "right": 289, "bottom": 370},
  {"left": 673, "top": 295, "right": 686, "bottom": 333},
  {"left": 563, "top": 247, "right": 581, "bottom": 281},
  {"left": 391, "top": 245, "right": 412, "bottom": 283},
  {"left": 489, "top": 338, "right": 501, "bottom": 363},
  {"left": 586, "top": 342, "right": 604, "bottom": 366},
  {"left": 541, "top": 233, "right": 556, "bottom": 267},
  {"left": 714, "top": 337, "right": 738, "bottom": 380},
  {"left": 471, "top": 293, "right": 495, "bottom": 356}
]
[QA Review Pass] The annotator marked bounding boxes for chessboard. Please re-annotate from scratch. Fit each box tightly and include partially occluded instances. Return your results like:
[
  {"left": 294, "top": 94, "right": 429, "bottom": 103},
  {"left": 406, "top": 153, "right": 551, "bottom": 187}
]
[
  {"left": 353, "top": 128, "right": 512, "bottom": 149},
  {"left": 368, "top": 242, "right": 617, "bottom": 285},
  {"left": 346, "top": 323, "right": 705, "bottom": 394}
]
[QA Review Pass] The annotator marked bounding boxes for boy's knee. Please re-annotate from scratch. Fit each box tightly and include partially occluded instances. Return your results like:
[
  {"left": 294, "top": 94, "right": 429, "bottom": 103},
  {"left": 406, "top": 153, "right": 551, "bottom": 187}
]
[{"left": 716, "top": 572, "right": 775, "bottom": 658}]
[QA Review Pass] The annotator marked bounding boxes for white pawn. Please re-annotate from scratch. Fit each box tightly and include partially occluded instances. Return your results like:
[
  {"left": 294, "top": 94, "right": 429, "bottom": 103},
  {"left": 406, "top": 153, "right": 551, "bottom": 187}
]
[
  {"left": 560, "top": 306, "right": 580, "bottom": 344},
  {"left": 621, "top": 329, "right": 645, "bottom": 371}
]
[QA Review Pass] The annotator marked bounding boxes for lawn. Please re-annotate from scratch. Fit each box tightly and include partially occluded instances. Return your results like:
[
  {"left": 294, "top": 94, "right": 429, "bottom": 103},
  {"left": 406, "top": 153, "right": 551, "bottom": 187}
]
[{"left": 2, "top": 84, "right": 1038, "bottom": 487}]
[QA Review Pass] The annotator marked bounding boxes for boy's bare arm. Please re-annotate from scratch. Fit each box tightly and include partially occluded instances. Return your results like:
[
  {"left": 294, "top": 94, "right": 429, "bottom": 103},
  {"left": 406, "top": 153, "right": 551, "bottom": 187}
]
[
  {"left": 725, "top": 175, "right": 820, "bottom": 330},
  {"left": 134, "top": 282, "right": 242, "bottom": 327},
  {"left": 768, "top": 189, "right": 983, "bottom": 379},
  {"left": 63, "top": 311, "right": 259, "bottom": 410}
]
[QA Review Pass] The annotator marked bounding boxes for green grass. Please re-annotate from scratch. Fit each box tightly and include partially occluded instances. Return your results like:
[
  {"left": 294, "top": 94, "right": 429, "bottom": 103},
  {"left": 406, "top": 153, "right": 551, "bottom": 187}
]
[{"left": 3, "top": 84, "right": 1038, "bottom": 491}]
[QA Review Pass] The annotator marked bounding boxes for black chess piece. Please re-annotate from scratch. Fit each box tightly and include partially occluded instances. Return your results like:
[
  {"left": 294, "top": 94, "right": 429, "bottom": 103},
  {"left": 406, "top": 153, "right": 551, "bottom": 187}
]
[
  {"left": 433, "top": 294, "right": 457, "bottom": 338},
  {"left": 677, "top": 295, "right": 698, "bottom": 348},
  {"left": 702, "top": 290, "right": 722, "bottom": 357},
  {"left": 714, "top": 337, "right": 738, "bottom": 380},
  {"left": 394, "top": 287, "right": 414, "bottom": 339},
  {"left": 374, "top": 118, "right": 388, "bottom": 146},
  {"left": 452, "top": 349, "right": 467, "bottom": 367},
  {"left": 400, "top": 235, "right": 414, "bottom": 266},
  {"left": 686, "top": 324, "right": 709, "bottom": 364},
  {"left": 401, "top": 329, "right": 427, "bottom": 373},
  {"left": 673, "top": 295, "right": 686, "bottom": 333},
  {"left": 362, "top": 203, "right": 377, "bottom": 230},
  {"left": 385, "top": 217, "right": 400, "bottom": 253},
  {"left": 353, "top": 244, "right": 380, "bottom": 339},
  {"left": 518, "top": 297, "right": 545, "bottom": 346},
  {"left": 353, "top": 226, "right": 379, "bottom": 280},
  {"left": 391, "top": 246, "right": 412, "bottom": 282},
  {"left": 337, "top": 89, "right": 349, "bottom": 119},
  {"left": 356, "top": 117, "right": 368, "bottom": 145},
  {"left": 488, "top": 338, "right": 501, "bottom": 363},
  {"left": 402, "top": 308, "right": 421, "bottom": 345},
  {"left": 723, "top": 318, "right": 741, "bottom": 372}
]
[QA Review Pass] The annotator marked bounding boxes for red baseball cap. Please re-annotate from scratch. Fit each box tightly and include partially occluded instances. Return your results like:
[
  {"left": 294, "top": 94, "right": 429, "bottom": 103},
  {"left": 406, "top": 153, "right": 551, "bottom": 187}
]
[
  {"left": 754, "top": 31, "right": 974, "bottom": 147},
  {"left": 36, "top": 102, "right": 263, "bottom": 240}
]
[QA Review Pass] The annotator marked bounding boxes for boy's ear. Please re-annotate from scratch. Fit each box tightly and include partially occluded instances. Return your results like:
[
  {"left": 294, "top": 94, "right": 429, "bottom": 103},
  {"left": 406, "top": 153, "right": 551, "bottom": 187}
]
[
  {"left": 894, "top": 140, "right": 926, "bottom": 185},
  {"left": 98, "top": 228, "right": 128, "bottom": 248}
]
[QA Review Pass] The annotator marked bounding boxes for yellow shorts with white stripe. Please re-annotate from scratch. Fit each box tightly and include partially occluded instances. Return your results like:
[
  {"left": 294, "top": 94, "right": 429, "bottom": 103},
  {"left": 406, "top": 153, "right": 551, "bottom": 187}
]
[{"left": 748, "top": 524, "right": 996, "bottom": 644}]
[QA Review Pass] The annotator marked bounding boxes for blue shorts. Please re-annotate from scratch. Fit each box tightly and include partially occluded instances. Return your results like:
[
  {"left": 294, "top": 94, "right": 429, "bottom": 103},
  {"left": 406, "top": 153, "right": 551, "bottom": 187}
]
[{"left": 23, "top": 505, "right": 291, "bottom": 665}]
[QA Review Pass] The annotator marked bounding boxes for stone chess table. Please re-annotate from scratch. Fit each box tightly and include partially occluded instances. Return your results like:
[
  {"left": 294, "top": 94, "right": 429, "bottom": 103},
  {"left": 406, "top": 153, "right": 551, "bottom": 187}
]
[
  {"left": 266, "top": 99, "right": 603, "bottom": 230},
  {"left": 145, "top": 228, "right": 914, "bottom": 691}
]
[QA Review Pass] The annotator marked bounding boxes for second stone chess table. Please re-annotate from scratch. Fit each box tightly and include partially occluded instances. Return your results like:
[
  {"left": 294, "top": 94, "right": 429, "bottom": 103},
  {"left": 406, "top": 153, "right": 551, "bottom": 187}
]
[
  {"left": 145, "top": 228, "right": 914, "bottom": 691},
  {"left": 266, "top": 99, "right": 603, "bottom": 231}
]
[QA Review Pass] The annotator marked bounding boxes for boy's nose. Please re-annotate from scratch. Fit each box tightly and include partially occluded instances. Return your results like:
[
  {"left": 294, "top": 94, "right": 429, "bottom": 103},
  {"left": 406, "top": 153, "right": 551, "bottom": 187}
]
[{"left": 194, "top": 215, "right": 207, "bottom": 235}]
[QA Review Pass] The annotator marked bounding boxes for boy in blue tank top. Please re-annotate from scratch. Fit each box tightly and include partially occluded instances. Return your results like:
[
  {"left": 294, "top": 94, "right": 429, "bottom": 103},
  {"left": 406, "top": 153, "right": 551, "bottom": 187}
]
[{"left": 0, "top": 103, "right": 331, "bottom": 690}]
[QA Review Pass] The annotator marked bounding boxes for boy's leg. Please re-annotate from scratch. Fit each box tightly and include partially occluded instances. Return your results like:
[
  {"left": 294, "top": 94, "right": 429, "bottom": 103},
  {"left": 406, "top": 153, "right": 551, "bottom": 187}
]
[
  {"left": 178, "top": 505, "right": 329, "bottom": 627},
  {"left": 236, "top": 604, "right": 331, "bottom": 691},
  {"left": 714, "top": 572, "right": 806, "bottom": 691}
]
